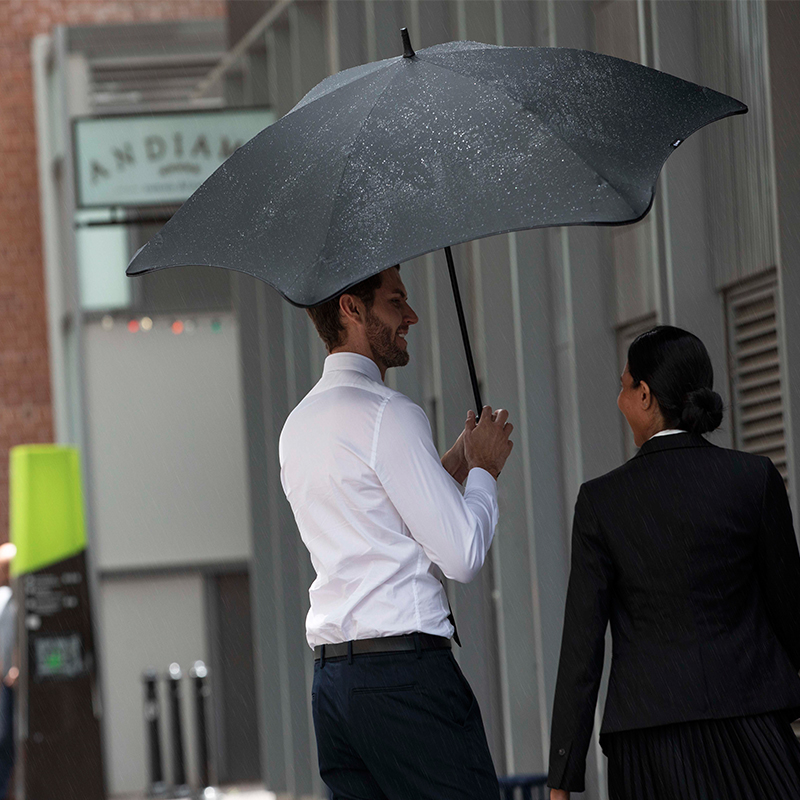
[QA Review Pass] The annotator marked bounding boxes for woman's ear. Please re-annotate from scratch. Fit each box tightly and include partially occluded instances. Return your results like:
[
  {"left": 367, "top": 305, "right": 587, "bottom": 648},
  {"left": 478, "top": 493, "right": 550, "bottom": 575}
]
[{"left": 639, "top": 380, "right": 654, "bottom": 410}]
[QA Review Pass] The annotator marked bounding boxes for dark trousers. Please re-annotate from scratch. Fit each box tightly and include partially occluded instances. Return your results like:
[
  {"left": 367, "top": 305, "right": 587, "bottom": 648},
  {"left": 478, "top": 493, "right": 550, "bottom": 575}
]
[
  {"left": 312, "top": 646, "right": 499, "bottom": 799},
  {"left": 0, "top": 684, "right": 14, "bottom": 799}
]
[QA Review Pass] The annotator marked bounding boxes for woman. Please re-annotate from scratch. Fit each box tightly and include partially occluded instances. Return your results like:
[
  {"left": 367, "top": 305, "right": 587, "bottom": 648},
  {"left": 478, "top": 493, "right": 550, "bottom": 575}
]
[{"left": 548, "top": 326, "right": 800, "bottom": 800}]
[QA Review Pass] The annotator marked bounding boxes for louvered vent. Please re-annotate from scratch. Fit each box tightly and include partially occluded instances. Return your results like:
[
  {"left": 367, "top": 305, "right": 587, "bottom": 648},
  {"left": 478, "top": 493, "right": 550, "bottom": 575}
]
[
  {"left": 90, "top": 55, "right": 225, "bottom": 114},
  {"left": 66, "top": 20, "right": 227, "bottom": 115},
  {"left": 617, "top": 313, "right": 658, "bottom": 460},
  {"left": 726, "top": 270, "right": 788, "bottom": 480}
]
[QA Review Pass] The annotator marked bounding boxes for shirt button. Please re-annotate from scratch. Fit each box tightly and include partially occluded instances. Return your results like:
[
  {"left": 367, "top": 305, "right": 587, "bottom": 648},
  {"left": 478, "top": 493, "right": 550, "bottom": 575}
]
[{"left": 558, "top": 748, "right": 566, "bottom": 756}]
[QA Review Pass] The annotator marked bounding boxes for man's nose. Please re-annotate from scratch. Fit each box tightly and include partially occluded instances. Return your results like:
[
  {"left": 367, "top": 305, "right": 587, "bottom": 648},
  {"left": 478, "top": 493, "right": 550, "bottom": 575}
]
[{"left": 405, "top": 304, "right": 419, "bottom": 325}]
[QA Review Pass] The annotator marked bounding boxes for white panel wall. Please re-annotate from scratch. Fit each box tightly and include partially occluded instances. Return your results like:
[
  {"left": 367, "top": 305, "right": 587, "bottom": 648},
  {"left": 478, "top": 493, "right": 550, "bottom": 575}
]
[
  {"left": 83, "top": 313, "right": 251, "bottom": 571},
  {"left": 99, "top": 573, "right": 208, "bottom": 796}
]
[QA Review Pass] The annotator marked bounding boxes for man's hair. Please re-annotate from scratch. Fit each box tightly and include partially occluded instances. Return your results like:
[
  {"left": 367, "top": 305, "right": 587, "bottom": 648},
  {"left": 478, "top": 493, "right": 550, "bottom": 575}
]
[{"left": 307, "top": 267, "right": 397, "bottom": 352}]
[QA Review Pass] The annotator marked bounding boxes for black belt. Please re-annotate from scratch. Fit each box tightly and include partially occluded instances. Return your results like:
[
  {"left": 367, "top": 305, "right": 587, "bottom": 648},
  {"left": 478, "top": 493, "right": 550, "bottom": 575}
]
[{"left": 314, "top": 633, "right": 451, "bottom": 661}]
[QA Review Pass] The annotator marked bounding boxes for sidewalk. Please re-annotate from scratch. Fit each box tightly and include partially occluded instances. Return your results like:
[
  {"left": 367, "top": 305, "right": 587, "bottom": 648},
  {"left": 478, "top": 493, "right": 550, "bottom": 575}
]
[{"left": 118, "top": 787, "right": 279, "bottom": 800}]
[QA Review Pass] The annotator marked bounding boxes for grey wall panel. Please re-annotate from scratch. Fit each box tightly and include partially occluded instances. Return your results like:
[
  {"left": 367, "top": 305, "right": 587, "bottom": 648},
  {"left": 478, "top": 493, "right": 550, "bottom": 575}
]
[
  {"left": 551, "top": 5, "right": 615, "bottom": 799},
  {"left": 279, "top": 302, "right": 318, "bottom": 798},
  {"left": 766, "top": 0, "right": 800, "bottom": 507},
  {"left": 266, "top": 20, "right": 294, "bottom": 118},
  {"left": 512, "top": 227, "right": 570, "bottom": 731},
  {"left": 478, "top": 232, "right": 544, "bottom": 774},
  {"left": 416, "top": 0, "right": 454, "bottom": 48},
  {"left": 570, "top": 227, "right": 625, "bottom": 475},
  {"left": 83, "top": 315, "right": 251, "bottom": 572},
  {"left": 336, "top": 1, "right": 369, "bottom": 69},
  {"left": 461, "top": 0, "right": 496, "bottom": 42},
  {"left": 259, "top": 281, "right": 316, "bottom": 798},
  {"left": 373, "top": 1, "right": 410, "bottom": 59},
  {"left": 393, "top": 256, "right": 433, "bottom": 409},
  {"left": 290, "top": 1, "right": 328, "bottom": 98},
  {"left": 235, "top": 275, "right": 288, "bottom": 791},
  {"left": 696, "top": 0, "right": 777, "bottom": 289},
  {"left": 433, "top": 246, "right": 475, "bottom": 446},
  {"left": 427, "top": 243, "right": 508, "bottom": 768},
  {"left": 500, "top": 0, "right": 538, "bottom": 48},
  {"left": 656, "top": 0, "right": 733, "bottom": 448},
  {"left": 99, "top": 573, "right": 207, "bottom": 795}
]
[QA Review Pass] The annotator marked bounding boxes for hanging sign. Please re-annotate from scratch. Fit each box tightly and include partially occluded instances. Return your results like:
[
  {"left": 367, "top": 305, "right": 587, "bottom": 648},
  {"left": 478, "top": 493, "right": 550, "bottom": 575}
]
[{"left": 73, "top": 108, "right": 274, "bottom": 209}]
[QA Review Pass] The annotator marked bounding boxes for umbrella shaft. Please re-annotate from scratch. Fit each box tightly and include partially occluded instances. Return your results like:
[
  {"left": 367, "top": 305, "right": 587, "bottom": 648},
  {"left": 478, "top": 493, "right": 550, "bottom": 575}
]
[{"left": 444, "top": 246, "right": 484, "bottom": 415}]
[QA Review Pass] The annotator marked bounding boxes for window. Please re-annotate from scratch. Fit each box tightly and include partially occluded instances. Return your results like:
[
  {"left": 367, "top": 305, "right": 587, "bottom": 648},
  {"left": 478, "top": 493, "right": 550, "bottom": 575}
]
[{"left": 725, "top": 269, "right": 788, "bottom": 481}]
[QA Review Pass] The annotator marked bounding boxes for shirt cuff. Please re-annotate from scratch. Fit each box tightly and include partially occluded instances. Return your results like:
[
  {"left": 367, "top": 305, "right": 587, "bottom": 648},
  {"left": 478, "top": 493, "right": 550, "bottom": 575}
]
[{"left": 465, "top": 466, "right": 498, "bottom": 495}]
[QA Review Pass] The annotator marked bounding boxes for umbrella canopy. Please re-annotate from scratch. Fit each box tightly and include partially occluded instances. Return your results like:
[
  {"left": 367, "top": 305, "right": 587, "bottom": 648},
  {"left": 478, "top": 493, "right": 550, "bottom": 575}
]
[{"left": 127, "top": 38, "right": 746, "bottom": 308}]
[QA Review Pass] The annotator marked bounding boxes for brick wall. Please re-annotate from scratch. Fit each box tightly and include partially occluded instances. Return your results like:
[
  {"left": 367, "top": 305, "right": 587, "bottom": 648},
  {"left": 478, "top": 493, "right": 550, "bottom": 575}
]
[{"left": 0, "top": 0, "right": 225, "bottom": 541}]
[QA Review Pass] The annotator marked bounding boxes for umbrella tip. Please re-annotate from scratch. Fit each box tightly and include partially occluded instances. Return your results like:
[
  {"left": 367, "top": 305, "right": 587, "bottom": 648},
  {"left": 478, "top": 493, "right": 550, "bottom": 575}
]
[{"left": 401, "top": 28, "right": 415, "bottom": 58}]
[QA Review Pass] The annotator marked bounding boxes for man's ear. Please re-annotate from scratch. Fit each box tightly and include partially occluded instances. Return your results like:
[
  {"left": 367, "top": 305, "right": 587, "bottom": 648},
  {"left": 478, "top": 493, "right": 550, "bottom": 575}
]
[{"left": 339, "top": 293, "right": 363, "bottom": 326}]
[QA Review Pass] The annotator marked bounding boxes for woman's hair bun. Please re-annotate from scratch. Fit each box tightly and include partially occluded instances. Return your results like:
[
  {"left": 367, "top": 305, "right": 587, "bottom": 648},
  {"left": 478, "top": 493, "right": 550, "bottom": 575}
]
[{"left": 680, "top": 388, "right": 723, "bottom": 435}]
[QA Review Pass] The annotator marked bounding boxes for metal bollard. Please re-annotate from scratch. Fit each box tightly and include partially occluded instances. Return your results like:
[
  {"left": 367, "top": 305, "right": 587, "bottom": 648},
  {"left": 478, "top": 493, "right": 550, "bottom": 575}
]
[
  {"left": 166, "top": 663, "right": 191, "bottom": 797},
  {"left": 189, "top": 661, "right": 212, "bottom": 791},
  {"left": 142, "top": 669, "right": 167, "bottom": 797}
]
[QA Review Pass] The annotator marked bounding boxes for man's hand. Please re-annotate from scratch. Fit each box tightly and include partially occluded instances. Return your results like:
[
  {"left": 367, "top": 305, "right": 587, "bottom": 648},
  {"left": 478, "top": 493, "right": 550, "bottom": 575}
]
[
  {"left": 441, "top": 428, "right": 469, "bottom": 485},
  {"left": 464, "top": 405, "right": 513, "bottom": 479},
  {"left": 550, "top": 790, "right": 569, "bottom": 800}
]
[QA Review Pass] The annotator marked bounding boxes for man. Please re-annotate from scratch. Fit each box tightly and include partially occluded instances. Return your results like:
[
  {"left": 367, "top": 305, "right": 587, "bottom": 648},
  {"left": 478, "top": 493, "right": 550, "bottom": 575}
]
[
  {"left": 0, "top": 548, "right": 16, "bottom": 800},
  {"left": 279, "top": 265, "right": 513, "bottom": 799}
]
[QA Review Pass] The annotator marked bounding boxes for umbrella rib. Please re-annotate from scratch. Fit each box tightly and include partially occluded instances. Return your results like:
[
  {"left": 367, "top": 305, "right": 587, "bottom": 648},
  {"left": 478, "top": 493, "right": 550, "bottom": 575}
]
[
  {"left": 416, "top": 56, "right": 642, "bottom": 217},
  {"left": 308, "top": 67, "right": 406, "bottom": 284}
]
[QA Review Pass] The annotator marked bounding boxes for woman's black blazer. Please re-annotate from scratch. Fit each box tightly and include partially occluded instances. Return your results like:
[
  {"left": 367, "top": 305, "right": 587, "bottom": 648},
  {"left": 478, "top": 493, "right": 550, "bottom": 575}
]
[{"left": 548, "top": 432, "right": 800, "bottom": 792}]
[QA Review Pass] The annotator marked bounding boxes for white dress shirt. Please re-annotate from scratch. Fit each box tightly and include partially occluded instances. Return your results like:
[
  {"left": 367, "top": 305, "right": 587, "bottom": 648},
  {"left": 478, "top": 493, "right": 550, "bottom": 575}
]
[{"left": 279, "top": 352, "right": 499, "bottom": 648}]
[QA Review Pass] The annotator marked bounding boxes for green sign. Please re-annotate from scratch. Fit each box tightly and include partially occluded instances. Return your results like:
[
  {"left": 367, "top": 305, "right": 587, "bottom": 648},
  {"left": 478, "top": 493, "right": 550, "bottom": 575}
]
[
  {"left": 74, "top": 108, "right": 274, "bottom": 208},
  {"left": 9, "top": 445, "right": 87, "bottom": 576}
]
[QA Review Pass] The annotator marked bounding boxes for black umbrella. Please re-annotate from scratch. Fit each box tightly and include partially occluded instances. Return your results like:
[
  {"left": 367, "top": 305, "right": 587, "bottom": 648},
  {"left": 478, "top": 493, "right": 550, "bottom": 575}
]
[{"left": 128, "top": 32, "right": 746, "bottom": 411}]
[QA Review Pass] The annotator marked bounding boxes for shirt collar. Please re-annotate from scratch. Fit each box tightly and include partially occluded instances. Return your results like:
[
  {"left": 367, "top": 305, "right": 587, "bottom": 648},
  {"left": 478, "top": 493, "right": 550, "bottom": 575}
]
[
  {"left": 323, "top": 352, "right": 383, "bottom": 384},
  {"left": 649, "top": 428, "right": 685, "bottom": 439}
]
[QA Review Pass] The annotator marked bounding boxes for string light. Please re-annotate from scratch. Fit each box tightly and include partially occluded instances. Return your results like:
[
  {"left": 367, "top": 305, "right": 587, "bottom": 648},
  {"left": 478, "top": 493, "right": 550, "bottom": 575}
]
[
  {"left": 171, "top": 320, "right": 184, "bottom": 335},
  {"left": 128, "top": 319, "right": 139, "bottom": 333},
  {"left": 141, "top": 317, "right": 153, "bottom": 331}
]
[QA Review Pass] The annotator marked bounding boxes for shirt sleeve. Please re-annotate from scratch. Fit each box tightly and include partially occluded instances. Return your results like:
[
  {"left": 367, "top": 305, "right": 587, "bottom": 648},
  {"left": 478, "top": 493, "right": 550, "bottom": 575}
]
[
  {"left": 757, "top": 460, "right": 800, "bottom": 670},
  {"left": 372, "top": 394, "right": 498, "bottom": 583},
  {"left": 548, "top": 484, "right": 614, "bottom": 792}
]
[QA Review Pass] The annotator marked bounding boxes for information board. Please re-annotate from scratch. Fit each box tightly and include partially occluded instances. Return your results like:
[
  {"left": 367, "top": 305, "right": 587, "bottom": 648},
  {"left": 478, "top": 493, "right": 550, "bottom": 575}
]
[{"left": 74, "top": 108, "right": 274, "bottom": 208}]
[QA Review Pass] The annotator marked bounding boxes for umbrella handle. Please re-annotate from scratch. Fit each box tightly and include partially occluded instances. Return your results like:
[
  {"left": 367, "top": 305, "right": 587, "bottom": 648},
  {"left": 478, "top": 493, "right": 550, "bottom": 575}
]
[{"left": 444, "top": 246, "right": 484, "bottom": 416}]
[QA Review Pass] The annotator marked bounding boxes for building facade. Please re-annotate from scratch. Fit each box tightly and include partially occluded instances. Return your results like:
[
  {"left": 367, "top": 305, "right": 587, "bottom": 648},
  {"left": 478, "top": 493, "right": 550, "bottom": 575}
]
[
  {"left": 14, "top": 1, "right": 800, "bottom": 799},
  {"left": 222, "top": 2, "right": 800, "bottom": 798}
]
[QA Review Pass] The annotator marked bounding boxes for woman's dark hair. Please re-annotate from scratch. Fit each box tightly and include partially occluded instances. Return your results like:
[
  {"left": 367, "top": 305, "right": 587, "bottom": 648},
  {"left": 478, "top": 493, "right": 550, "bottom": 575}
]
[{"left": 627, "top": 325, "right": 723, "bottom": 435}]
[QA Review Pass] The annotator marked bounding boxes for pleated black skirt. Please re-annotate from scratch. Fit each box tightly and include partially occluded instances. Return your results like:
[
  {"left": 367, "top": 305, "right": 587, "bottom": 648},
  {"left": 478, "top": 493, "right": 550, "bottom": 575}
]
[{"left": 602, "top": 712, "right": 800, "bottom": 800}]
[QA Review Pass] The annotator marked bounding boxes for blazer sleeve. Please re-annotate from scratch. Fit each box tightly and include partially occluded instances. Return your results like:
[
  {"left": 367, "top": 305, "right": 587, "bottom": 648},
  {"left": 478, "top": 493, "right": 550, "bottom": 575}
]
[
  {"left": 757, "top": 460, "right": 800, "bottom": 671},
  {"left": 548, "top": 484, "right": 614, "bottom": 793}
]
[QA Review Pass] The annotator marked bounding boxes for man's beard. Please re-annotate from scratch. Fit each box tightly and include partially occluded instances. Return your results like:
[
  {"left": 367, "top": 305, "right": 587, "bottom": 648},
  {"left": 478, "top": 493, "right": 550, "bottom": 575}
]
[{"left": 365, "top": 308, "right": 409, "bottom": 370}]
